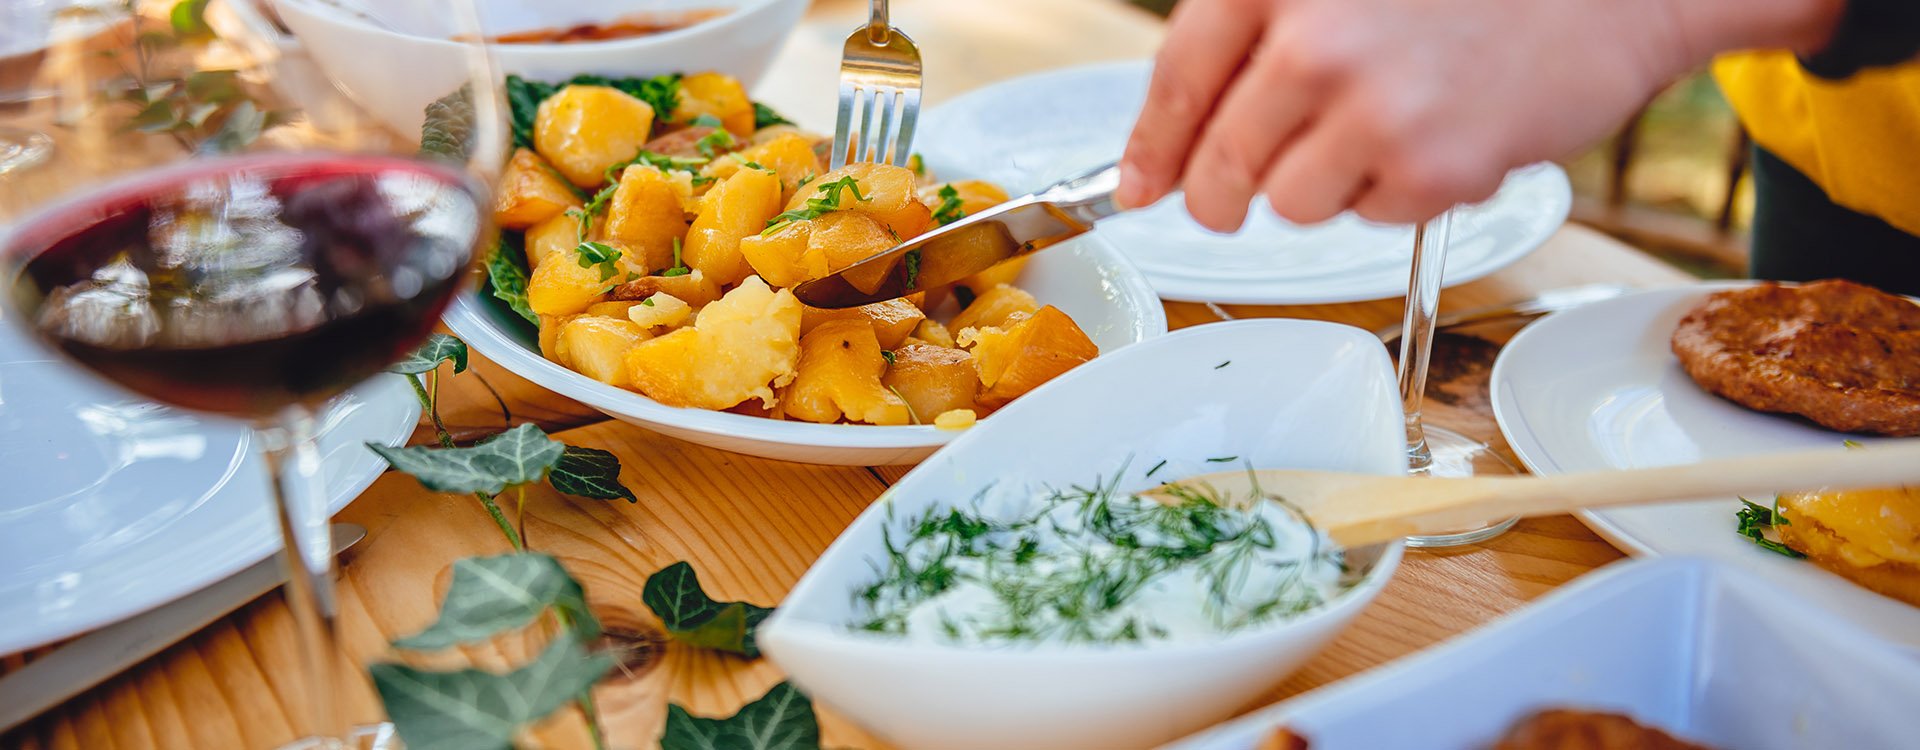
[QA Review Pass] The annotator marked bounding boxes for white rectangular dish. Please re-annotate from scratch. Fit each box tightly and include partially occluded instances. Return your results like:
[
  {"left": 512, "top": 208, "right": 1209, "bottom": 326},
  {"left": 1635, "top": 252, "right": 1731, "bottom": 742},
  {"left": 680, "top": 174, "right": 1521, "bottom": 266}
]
[{"left": 1165, "top": 556, "right": 1920, "bottom": 750}]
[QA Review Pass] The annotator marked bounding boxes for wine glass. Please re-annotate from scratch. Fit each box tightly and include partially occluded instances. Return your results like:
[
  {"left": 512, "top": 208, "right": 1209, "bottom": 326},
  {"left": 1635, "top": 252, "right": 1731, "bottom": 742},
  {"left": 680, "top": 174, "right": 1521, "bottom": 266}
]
[
  {"left": 0, "top": 2, "right": 504, "bottom": 747},
  {"left": 1397, "top": 209, "right": 1520, "bottom": 547}
]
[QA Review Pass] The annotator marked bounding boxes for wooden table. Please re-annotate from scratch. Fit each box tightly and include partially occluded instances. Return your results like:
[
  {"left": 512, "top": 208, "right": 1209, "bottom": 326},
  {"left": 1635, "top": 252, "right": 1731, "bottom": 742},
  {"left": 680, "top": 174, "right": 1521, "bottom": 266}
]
[{"left": 2, "top": 1, "right": 1695, "bottom": 748}]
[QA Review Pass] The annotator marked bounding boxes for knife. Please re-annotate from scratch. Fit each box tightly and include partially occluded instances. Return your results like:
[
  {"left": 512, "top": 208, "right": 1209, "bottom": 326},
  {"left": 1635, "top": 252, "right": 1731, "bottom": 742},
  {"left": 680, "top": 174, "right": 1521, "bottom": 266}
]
[
  {"left": 794, "top": 161, "right": 1123, "bottom": 309},
  {"left": 0, "top": 522, "right": 368, "bottom": 732}
]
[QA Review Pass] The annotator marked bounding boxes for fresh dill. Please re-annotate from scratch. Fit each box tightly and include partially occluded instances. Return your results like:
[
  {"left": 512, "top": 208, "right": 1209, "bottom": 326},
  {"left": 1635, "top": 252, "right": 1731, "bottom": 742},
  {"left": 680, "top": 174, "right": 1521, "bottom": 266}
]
[
  {"left": 1206, "top": 456, "right": 1238, "bottom": 463},
  {"left": 763, "top": 176, "right": 869, "bottom": 235},
  {"left": 932, "top": 184, "right": 966, "bottom": 226},
  {"left": 850, "top": 469, "right": 1344, "bottom": 645},
  {"left": 1215, "top": 360, "right": 1231, "bottom": 369},
  {"left": 1146, "top": 459, "right": 1168, "bottom": 478}
]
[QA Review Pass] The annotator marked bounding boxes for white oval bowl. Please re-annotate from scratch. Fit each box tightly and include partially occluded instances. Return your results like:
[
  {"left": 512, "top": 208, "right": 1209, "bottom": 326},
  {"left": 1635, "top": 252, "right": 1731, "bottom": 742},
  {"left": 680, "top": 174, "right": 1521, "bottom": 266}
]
[
  {"left": 443, "top": 233, "right": 1168, "bottom": 465},
  {"left": 759, "top": 318, "right": 1408, "bottom": 750},
  {"left": 273, "top": 0, "right": 809, "bottom": 137}
]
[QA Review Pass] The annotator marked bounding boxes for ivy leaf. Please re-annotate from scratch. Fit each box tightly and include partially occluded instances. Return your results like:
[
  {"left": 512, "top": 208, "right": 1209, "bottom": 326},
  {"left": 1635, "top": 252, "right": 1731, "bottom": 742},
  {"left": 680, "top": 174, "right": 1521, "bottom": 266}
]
[
  {"left": 184, "top": 70, "right": 241, "bottom": 103},
  {"left": 660, "top": 682, "right": 820, "bottom": 750},
  {"left": 198, "top": 99, "right": 266, "bottom": 155},
  {"left": 752, "top": 102, "right": 794, "bottom": 130},
  {"left": 393, "top": 553, "right": 598, "bottom": 650},
  {"left": 642, "top": 562, "right": 773, "bottom": 657},
  {"left": 486, "top": 233, "right": 538, "bottom": 326},
  {"left": 504, "top": 75, "right": 557, "bottom": 149},
  {"left": 548, "top": 446, "right": 637, "bottom": 503},
  {"left": 169, "top": 0, "right": 212, "bottom": 39},
  {"left": 368, "top": 423, "right": 565, "bottom": 495},
  {"left": 388, "top": 333, "right": 469, "bottom": 376},
  {"left": 372, "top": 634, "right": 614, "bottom": 750}
]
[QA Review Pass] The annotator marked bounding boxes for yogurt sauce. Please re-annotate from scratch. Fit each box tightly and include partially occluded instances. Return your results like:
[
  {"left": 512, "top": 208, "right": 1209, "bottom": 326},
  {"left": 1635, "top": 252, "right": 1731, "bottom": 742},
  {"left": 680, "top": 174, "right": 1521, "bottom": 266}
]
[{"left": 852, "top": 475, "right": 1349, "bottom": 646}]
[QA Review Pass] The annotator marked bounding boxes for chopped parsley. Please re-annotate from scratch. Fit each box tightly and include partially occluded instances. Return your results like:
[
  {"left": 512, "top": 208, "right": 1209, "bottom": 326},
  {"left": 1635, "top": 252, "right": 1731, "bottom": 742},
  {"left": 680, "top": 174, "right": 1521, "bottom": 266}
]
[
  {"left": 640, "top": 297, "right": 656, "bottom": 307},
  {"left": 762, "top": 176, "right": 870, "bottom": 235},
  {"left": 907, "top": 153, "right": 926, "bottom": 176},
  {"left": 752, "top": 101, "right": 793, "bottom": 129},
  {"left": 903, "top": 249, "right": 922, "bottom": 289},
  {"left": 880, "top": 350, "right": 897, "bottom": 366},
  {"left": 1205, "top": 456, "right": 1238, "bottom": 463},
  {"left": 566, "top": 182, "right": 620, "bottom": 242},
  {"left": 695, "top": 127, "right": 737, "bottom": 158},
  {"left": 573, "top": 241, "right": 623, "bottom": 281},
  {"left": 603, "top": 149, "right": 707, "bottom": 183},
  {"left": 1735, "top": 497, "right": 1803, "bottom": 558},
  {"left": 932, "top": 184, "right": 966, "bottom": 226},
  {"left": 1215, "top": 361, "right": 1231, "bottom": 369},
  {"left": 688, "top": 113, "right": 723, "bottom": 128},
  {"left": 661, "top": 237, "right": 691, "bottom": 277}
]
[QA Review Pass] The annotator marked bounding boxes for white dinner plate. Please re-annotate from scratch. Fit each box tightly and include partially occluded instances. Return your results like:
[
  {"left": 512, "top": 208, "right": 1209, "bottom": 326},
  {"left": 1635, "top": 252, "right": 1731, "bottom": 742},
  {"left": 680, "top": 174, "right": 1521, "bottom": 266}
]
[
  {"left": 0, "top": 323, "right": 419, "bottom": 655},
  {"left": 1489, "top": 282, "right": 1920, "bottom": 648},
  {"left": 913, "top": 60, "right": 1573, "bottom": 304}
]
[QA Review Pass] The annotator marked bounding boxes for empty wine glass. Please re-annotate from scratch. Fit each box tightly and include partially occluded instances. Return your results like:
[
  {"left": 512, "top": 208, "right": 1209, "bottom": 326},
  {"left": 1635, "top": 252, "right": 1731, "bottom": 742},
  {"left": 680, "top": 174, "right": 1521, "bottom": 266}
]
[
  {"left": 0, "top": 1, "right": 504, "bottom": 747},
  {"left": 1397, "top": 210, "right": 1520, "bottom": 547}
]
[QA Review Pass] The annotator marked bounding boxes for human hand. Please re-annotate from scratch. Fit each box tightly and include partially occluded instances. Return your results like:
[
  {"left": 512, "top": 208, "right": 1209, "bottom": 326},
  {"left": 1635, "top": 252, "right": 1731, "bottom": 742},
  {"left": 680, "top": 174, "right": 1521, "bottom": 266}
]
[{"left": 1118, "top": 0, "right": 1841, "bottom": 231}]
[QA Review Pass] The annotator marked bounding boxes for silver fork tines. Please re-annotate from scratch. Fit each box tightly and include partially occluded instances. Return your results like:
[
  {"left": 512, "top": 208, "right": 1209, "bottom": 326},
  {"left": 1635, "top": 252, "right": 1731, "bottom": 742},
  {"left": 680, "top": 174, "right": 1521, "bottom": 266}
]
[{"left": 831, "top": 1, "right": 922, "bottom": 170}]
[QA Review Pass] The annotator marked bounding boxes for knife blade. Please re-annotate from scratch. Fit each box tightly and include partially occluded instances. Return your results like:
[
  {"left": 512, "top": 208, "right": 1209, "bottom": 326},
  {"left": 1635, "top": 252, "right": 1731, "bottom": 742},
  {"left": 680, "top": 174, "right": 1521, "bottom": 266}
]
[
  {"left": 0, "top": 522, "right": 368, "bottom": 732},
  {"left": 793, "top": 161, "right": 1124, "bottom": 309}
]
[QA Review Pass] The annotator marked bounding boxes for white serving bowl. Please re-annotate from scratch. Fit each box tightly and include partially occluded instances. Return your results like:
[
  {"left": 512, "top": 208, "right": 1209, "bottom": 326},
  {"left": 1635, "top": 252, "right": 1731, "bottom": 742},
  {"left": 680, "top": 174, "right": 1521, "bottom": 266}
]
[
  {"left": 443, "top": 233, "right": 1168, "bottom": 465},
  {"left": 758, "top": 319, "right": 1409, "bottom": 750},
  {"left": 272, "top": 0, "right": 808, "bottom": 137}
]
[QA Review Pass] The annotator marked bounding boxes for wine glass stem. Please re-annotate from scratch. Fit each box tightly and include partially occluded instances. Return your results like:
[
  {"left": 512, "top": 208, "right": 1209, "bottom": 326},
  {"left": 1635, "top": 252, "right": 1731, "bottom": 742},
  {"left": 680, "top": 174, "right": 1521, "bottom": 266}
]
[
  {"left": 260, "top": 406, "right": 344, "bottom": 744},
  {"left": 1397, "top": 210, "right": 1453, "bottom": 474}
]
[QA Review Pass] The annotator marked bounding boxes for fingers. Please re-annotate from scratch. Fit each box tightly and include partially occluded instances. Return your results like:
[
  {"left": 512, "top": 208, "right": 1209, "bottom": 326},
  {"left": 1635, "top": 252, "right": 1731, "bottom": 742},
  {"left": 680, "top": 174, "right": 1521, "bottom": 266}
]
[
  {"left": 1179, "top": 32, "right": 1326, "bottom": 231},
  {"left": 1116, "top": 0, "right": 1270, "bottom": 210},
  {"left": 1349, "top": 141, "right": 1507, "bottom": 225},
  {"left": 1259, "top": 119, "right": 1372, "bottom": 225}
]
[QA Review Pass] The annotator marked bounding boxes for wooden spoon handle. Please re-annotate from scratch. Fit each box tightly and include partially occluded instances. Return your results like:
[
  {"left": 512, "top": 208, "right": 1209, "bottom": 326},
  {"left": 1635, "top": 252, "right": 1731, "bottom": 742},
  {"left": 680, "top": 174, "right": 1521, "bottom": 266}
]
[{"left": 1333, "top": 441, "right": 1920, "bottom": 547}]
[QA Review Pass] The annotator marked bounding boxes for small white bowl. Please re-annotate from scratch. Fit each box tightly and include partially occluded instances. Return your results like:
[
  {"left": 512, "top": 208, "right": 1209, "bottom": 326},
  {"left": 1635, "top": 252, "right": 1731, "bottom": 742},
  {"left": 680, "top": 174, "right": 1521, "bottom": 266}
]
[
  {"left": 443, "top": 233, "right": 1168, "bottom": 465},
  {"left": 273, "top": 0, "right": 808, "bottom": 136},
  {"left": 758, "top": 319, "right": 1409, "bottom": 750}
]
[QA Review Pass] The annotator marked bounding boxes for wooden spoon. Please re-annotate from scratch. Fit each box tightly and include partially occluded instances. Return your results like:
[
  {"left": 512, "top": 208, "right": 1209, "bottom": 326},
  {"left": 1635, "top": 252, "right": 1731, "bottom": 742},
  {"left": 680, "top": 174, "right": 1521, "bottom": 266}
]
[{"left": 1147, "top": 442, "right": 1920, "bottom": 548}]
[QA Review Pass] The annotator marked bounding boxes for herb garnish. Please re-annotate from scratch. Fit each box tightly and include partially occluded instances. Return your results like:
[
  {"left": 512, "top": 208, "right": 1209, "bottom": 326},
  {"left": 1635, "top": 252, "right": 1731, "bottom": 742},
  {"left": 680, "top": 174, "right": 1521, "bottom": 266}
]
[
  {"left": 932, "top": 184, "right": 966, "bottom": 226},
  {"left": 752, "top": 102, "right": 795, "bottom": 130},
  {"left": 574, "top": 241, "right": 623, "bottom": 281},
  {"left": 763, "top": 176, "right": 870, "bottom": 235},
  {"left": 662, "top": 237, "right": 691, "bottom": 277},
  {"left": 1206, "top": 456, "right": 1239, "bottom": 463},
  {"left": 880, "top": 350, "right": 897, "bottom": 366},
  {"left": 1735, "top": 497, "right": 1804, "bottom": 558},
  {"left": 1146, "top": 459, "right": 1168, "bottom": 478},
  {"left": 1215, "top": 361, "right": 1231, "bottom": 369},
  {"left": 603, "top": 149, "right": 707, "bottom": 183},
  {"left": 903, "top": 249, "right": 922, "bottom": 289},
  {"left": 567, "top": 182, "right": 620, "bottom": 243},
  {"left": 696, "top": 127, "right": 737, "bottom": 158}
]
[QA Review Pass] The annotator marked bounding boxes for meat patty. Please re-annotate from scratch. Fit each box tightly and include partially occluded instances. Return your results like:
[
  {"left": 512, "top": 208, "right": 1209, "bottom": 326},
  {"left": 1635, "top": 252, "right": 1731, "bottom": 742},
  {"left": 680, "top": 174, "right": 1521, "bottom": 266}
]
[
  {"left": 1493, "top": 709, "right": 1717, "bottom": 750},
  {"left": 1671, "top": 280, "right": 1920, "bottom": 436}
]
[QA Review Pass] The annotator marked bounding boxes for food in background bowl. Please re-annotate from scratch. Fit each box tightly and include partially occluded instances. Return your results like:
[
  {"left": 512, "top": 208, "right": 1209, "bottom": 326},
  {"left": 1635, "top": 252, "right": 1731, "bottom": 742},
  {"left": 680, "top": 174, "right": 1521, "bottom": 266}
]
[
  {"left": 489, "top": 72, "right": 1101, "bottom": 427},
  {"left": 1669, "top": 279, "right": 1920, "bottom": 436},
  {"left": 1770, "top": 485, "right": 1920, "bottom": 608},
  {"left": 1261, "top": 708, "right": 1718, "bottom": 750},
  {"left": 472, "top": 9, "right": 731, "bottom": 44}
]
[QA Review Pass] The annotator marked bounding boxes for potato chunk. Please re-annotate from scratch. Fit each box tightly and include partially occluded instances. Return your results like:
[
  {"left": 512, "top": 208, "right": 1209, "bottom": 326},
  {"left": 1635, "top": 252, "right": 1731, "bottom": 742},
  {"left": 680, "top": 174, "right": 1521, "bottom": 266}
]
[
  {"left": 883, "top": 344, "right": 980, "bottom": 420},
  {"left": 969, "top": 306, "right": 1098, "bottom": 408},
  {"left": 535, "top": 85, "right": 656, "bottom": 188},
  {"left": 604, "top": 165, "right": 692, "bottom": 272},
  {"left": 623, "top": 277, "right": 801, "bottom": 409},
  {"left": 609, "top": 269, "right": 722, "bottom": 308},
  {"left": 801, "top": 298, "right": 925, "bottom": 349},
  {"left": 685, "top": 168, "right": 782, "bottom": 286},
  {"left": 672, "top": 72, "right": 755, "bottom": 137},
  {"left": 525, "top": 211, "right": 585, "bottom": 271},
  {"left": 706, "top": 133, "right": 824, "bottom": 204},
  {"left": 495, "top": 148, "right": 581, "bottom": 230},
  {"left": 906, "top": 319, "right": 957, "bottom": 348},
  {"left": 951, "top": 284, "right": 1041, "bottom": 334},
  {"left": 558, "top": 316, "right": 651, "bottom": 388},
  {"left": 538, "top": 314, "right": 578, "bottom": 365},
  {"left": 955, "top": 257, "right": 1031, "bottom": 298},
  {"left": 921, "top": 179, "right": 1011, "bottom": 222},
  {"left": 784, "top": 320, "right": 911, "bottom": 425},
  {"left": 738, "top": 211, "right": 894, "bottom": 289},
  {"left": 528, "top": 247, "right": 611, "bottom": 316},
  {"left": 784, "top": 163, "right": 924, "bottom": 237},
  {"left": 626, "top": 292, "right": 693, "bottom": 330}
]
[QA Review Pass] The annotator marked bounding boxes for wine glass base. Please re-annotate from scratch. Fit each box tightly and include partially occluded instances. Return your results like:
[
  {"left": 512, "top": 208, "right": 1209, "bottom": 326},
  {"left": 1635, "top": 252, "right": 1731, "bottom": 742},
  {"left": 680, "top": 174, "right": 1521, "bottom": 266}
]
[
  {"left": 0, "top": 127, "right": 52, "bottom": 175},
  {"left": 1405, "top": 425, "right": 1520, "bottom": 548},
  {"left": 276, "top": 724, "right": 400, "bottom": 750}
]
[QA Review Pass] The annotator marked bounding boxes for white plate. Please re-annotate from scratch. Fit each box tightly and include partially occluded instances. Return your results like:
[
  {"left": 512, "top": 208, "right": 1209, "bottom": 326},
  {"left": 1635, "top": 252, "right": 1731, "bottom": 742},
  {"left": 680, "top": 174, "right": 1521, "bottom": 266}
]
[
  {"left": 444, "top": 233, "right": 1167, "bottom": 466},
  {"left": 762, "top": 319, "right": 1406, "bottom": 750},
  {"left": 1166, "top": 556, "right": 1920, "bottom": 750},
  {"left": 0, "top": 323, "right": 419, "bottom": 655},
  {"left": 1489, "top": 282, "right": 1920, "bottom": 648},
  {"left": 913, "top": 60, "right": 1573, "bottom": 304}
]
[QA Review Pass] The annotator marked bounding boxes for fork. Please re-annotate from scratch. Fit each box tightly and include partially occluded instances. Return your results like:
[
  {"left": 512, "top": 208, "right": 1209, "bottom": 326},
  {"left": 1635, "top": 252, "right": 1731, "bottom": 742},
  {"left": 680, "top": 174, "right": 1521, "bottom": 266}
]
[{"left": 831, "top": 0, "right": 922, "bottom": 169}]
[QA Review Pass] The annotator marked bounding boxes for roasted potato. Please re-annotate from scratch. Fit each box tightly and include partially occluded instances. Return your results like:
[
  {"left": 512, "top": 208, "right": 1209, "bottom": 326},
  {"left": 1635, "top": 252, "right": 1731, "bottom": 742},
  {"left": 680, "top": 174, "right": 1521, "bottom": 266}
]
[
  {"left": 685, "top": 167, "right": 782, "bottom": 287},
  {"left": 535, "top": 85, "right": 656, "bottom": 188},
  {"left": 951, "top": 284, "right": 1041, "bottom": 334},
  {"left": 785, "top": 162, "right": 926, "bottom": 238},
  {"left": 801, "top": 298, "right": 925, "bottom": 349},
  {"left": 672, "top": 71, "right": 755, "bottom": 137},
  {"left": 525, "top": 210, "right": 585, "bottom": 271},
  {"left": 558, "top": 316, "right": 651, "bottom": 388},
  {"left": 968, "top": 305, "right": 1098, "bottom": 408},
  {"left": 495, "top": 148, "right": 581, "bottom": 230},
  {"left": 528, "top": 247, "right": 612, "bottom": 316},
  {"left": 604, "top": 165, "right": 693, "bottom": 272},
  {"left": 883, "top": 344, "right": 980, "bottom": 420},
  {"left": 784, "top": 319, "right": 911, "bottom": 425},
  {"left": 623, "top": 276, "right": 802, "bottom": 409},
  {"left": 626, "top": 292, "right": 693, "bottom": 330},
  {"left": 610, "top": 269, "right": 723, "bottom": 308}
]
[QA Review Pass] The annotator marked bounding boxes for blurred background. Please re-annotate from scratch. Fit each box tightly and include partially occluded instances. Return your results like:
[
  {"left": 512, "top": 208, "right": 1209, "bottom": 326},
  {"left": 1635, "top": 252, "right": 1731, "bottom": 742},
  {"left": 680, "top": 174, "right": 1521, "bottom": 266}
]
[{"left": 1125, "top": 0, "right": 1751, "bottom": 281}]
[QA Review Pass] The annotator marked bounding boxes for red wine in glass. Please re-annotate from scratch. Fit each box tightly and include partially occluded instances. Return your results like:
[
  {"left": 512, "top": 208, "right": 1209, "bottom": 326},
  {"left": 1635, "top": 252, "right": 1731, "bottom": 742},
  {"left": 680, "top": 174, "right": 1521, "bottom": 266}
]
[
  {"left": 6, "top": 153, "right": 481, "bottom": 416},
  {"left": 2, "top": 152, "right": 483, "bottom": 747}
]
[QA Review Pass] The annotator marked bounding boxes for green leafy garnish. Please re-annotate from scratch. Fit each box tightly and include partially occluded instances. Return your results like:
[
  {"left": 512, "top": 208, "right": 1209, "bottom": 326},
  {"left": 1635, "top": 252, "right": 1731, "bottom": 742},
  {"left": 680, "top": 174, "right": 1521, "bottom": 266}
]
[
  {"left": 660, "top": 682, "right": 819, "bottom": 750},
  {"left": 393, "top": 553, "right": 598, "bottom": 650},
  {"left": 932, "top": 184, "right": 966, "bottom": 226},
  {"left": 1146, "top": 459, "right": 1168, "bottom": 478},
  {"left": 604, "top": 149, "right": 708, "bottom": 183},
  {"left": 368, "top": 424, "right": 565, "bottom": 496},
  {"left": 1736, "top": 497, "right": 1804, "bottom": 558},
  {"left": 1206, "top": 456, "right": 1239, "bottom": 463},
  {"left": 763, "top": 176, "right": 870, "bottom": 235},
  {"left": 170, "top": 0, "right": 212, "bottom": 38},
  {"left": 906, "top": 153, "right": 926, "bottom": 177},
  {"left": 485, "top": 234, "right": 538, "bottom": 327},
  {"left": 1215, "top": 360, "right": 1231, "bottom": 370},
  {"left": 880, "top": 350, "right": 896, "bottom": 366},
  {"left": 372, "top": 634, "right": 614, "bottom": 750},
  {"left": 689, "top": 113, "right": 724, "bottom": 128},
  {"left": 662, "top": 237, "right": 691, "bottom": 277},
  {"left": 574, "top": 241, "right": 624, "bottom": 282},
  {"left": 568, "top": 182, "right": 621, "bottom": 243},
  {"left": 389, "top": 334, "right": 469, "bottom": 376},
  {"left": 752, "top": 102, "right": 795, "bottom": 130},
  {"left": 903, "top": 249, "right": 922, "bottom": 289},
  {"left": 549, "top": 447, "right": 638, "bottom": 503},
  {"left": 696, "top": 128, "right": 737, "bottom": 159},
  {"left": 641, "top": 297, "right": 657, "bottom": 307},
  {"left": 642, "top": 562, "right": 774, "bottom": 657}
]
